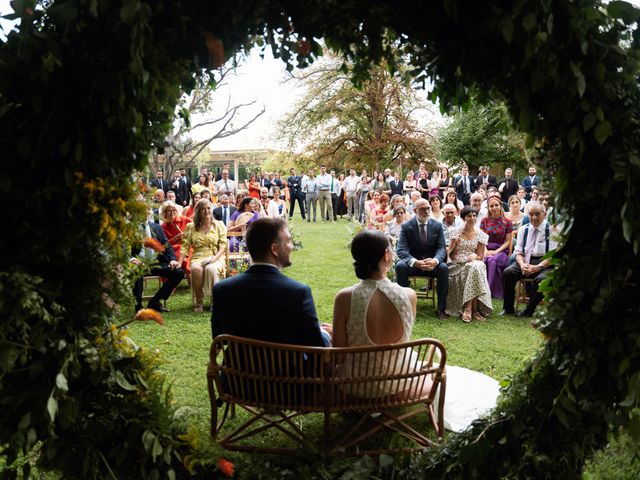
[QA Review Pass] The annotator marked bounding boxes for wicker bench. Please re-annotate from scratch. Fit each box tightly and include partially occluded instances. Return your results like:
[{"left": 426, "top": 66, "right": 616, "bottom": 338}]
[{"left": 207, "top": 335, "right": 447, "bottom": 456}]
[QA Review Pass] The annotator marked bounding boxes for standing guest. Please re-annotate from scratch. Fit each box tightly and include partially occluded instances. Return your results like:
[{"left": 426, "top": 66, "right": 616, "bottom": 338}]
[
  {"left": 215, "top": 163, "right": 235, "bottom": 181},
  {"left": 368, "top": 193, "right": 390, "bottom": 230},
  {"left": 211, "top": 218, "right": 332, "bottom": 346},
  {"left": 357, "top": 173, "right": 371, "bottom": 223},
  {"left": 303, "top": 168, "right": 319, "bottom": 222},
  {"left": 429, "top": 171, "right": 441, "bottom": 197},
  {"left": 132, "top": 213, "right": 184, "bottom": 313},
  {"left": 498, "top": 167, "right": 519, "bottom": 206},
  {"left": 212, "top": 194, "right": 237, "bottom": 227},
  {"left": 271, "top": 172, "right": 285, "bottom": 197},
  {"left": 267, "top": 186, "right": 288, "bottom": 218},
  {"left": 417, "top": 170, "right": 431, "bottom": 200},
  {"left": 505, "top": 195, "right": 525, "bottom": 235},
  {"left": 171, "top": 170, "right": 189, "bottom": 207},
  {"left": 438, "top": 166, "right": 453, "bottom": 198},
  {"left": 329, "top": 170, "right": 342, "bottom": 220},
  {"left": 372, "top": 171, "right": 391, "bottom": 195},
  {"left": 446, "top": 206, "right": 493, "bottom": 322},
  {"left": 479, "top": 195, "right": 513, "bottom": 299},
  {"left": 521, "top": 166, "right": 541, "bottom": 200},
  {"left": 161, "top": 201, "right": 191, "bottom": 259},
  {"left": 444, "top": 188, "right": 464, "bottom": 212},
  {"left": 474, "top": 165, "right": 497, "bottom": 189},
  {"left": 150, "top": 170, "right": 169, "bottom": 193},
  {"left": 395, "top": 199, "right": 450, "bottom": 319},
  {"left": 454, "top": 165, "right": 475, "bottom": 205},
  {"left": 403, "top": 171, "right": 418, "bottom": 198},
  {"left": 344, "top": 169, "right": 361, "bottom": 221},
  {"left": 336, "top": 172, "right": 348, "bottom": 218},
  {"left": 286, "top": 168, "right": 306, "bottom": 220},
  {"left": 258, "top": 171, "right": 271, "bottom": 190},
  {"left": 181, "top": 169, "right": 192, "bottom": 201},
  {"left": 214, "top": 169, "right": 237, "bottom": 198},
  {"left": 500, "top": 202, "right": 557, "bottom": 317},
  {"left": 429, "top": 195, "right": 444, "bottom": 222},
  {"left": 441, "top": 203, "right": 463, "bottom": 246},
  {"left": 389, "top": 171, "right": 404, "bottom": 197},
  {"left": 316, "top": 164, "right": 334, "bottom": 222},
  {"left": 246, "top": 173, "right": 261, "bottom": 199},
  {"left": 178, "top": 199, "right": 227, "bottom": 313},
  {"left": 183, "top": 192, "right": 201, "bottom": 219}
]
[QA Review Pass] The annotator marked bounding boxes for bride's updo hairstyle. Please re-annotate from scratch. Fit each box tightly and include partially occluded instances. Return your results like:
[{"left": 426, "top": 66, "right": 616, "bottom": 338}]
[{"left": 351, "top": 230, "right": 390, "bottom": 280}]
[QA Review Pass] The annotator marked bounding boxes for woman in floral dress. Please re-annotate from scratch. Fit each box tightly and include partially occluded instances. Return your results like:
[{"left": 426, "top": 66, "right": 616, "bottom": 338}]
[{"left": 446, "top": 206, "right": 493, "bottom": 322}]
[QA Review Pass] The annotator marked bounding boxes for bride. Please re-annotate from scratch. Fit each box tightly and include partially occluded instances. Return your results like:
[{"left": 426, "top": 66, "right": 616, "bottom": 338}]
[{"left": 332, "top": 230, "right": 500, "bottom": 432}]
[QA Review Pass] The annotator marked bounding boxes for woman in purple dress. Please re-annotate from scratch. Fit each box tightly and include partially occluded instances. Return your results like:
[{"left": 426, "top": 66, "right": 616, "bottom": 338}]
[{"left": 479, "top": 194, "right": 513, "bottom": 299}]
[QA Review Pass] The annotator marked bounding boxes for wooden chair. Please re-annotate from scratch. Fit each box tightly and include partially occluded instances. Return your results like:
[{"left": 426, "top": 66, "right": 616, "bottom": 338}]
[
  {"left": 207, "top": 335, "right": 447, "bottom": 456},
  {"left": 141, "top": 275, "right": 166, "bottom": 307},
  {"left": 408, "top": 276, "right": 437, "bottom": 307},
  {"left": 515, "top": 277, "right": 538, "bottom": 313}
]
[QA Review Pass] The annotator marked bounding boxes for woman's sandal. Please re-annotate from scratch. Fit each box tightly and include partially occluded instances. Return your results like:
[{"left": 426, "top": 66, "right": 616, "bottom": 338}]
[
  {"left": 194, "top": 303, "right": 204, "bottom": 314},
  {"left": 462, "top": 310, "right": 472, "bottom": 323},
  {"left": 473, "top": 312, "right": 486, "bottom": 322}
]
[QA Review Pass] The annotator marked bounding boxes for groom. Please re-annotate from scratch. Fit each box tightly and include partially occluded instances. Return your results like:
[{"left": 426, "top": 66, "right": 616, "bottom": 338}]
[
  {"left": 395, "top": 199, "right": 450, "bottom": 319},
  {"left": 211, "top": 217, "right": 331, "bottom": 346}
]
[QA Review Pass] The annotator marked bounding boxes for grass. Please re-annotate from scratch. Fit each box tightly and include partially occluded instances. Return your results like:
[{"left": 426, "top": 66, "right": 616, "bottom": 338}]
[{"left": 123, "top": 217, "right": 630, "bottom": 478}]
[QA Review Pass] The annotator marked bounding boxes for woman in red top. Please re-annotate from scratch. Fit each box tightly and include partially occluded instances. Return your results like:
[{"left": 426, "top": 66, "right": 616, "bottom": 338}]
[
  {"left": 182, "top": 192, "right": 201, "bottom": 219},
  {"left": 479, "top": 194, "right": 512, "bottom": 299},
  {"left": 161, "top": 201, "right": 192, "bottom": 259},
  {"left": 246, "top": 173, "right": 261, "bottom": 199}
]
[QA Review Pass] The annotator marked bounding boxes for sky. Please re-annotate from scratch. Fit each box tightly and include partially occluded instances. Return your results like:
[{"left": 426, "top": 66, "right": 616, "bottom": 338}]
[{"left": 2, "top": 1, "right": 639, "bottom": 153}]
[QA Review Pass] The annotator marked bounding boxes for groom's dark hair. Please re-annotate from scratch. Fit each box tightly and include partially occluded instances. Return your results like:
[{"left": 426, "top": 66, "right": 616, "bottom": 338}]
[{"left": 245, "top": 218, "right": 287, "bottom": 261}]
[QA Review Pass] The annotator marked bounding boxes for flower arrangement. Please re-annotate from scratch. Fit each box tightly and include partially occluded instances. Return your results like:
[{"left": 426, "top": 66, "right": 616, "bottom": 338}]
[{"left": 143, "top": 237, "right": 166, "bottom": 252}]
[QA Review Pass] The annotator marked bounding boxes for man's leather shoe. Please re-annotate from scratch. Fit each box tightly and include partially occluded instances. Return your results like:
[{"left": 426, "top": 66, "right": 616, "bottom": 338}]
[
  {"left": 518, "top": 309, "right": 533, "bottom": 318},
  {"left": 148, "top": 302, "right": 169, "bottom": 313},
  {"left": 437, "top": 310, "right": 450, "bottom": 319},
  {"left": 498, "top": 309, "right": 515, "bottom": 316}
]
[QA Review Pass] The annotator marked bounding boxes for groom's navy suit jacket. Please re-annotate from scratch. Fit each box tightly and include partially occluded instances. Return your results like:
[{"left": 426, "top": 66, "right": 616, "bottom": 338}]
[
  {"left": 211, "top": 264, "right": 326, "bottom": 347},
  {"left": 396, "top": 217, "right": 447, "bottom": 265}
]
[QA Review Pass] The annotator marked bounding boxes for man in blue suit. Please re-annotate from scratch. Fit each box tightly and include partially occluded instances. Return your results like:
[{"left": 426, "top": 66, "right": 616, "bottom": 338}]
[
  {"left": 454, "top": 165, "right": 475, "bottom": 205},
  {"left": 211, "top": 217, "right": 331, "bottom": 346},
  {"left": 395, "top": 199, "right": 450, "bottom": 319}
]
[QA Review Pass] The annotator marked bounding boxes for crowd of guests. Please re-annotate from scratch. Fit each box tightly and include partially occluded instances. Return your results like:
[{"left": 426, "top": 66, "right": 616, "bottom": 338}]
[{"left": 138, "top": 161, "right": 556, "bottom": 322}]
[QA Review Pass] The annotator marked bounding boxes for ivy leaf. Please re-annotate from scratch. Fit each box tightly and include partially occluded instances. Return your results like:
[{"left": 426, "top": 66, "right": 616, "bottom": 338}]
[
  {"left": 56, "top": 373, "right": 69, "bottom": 392},
  {"left": 142, "top": 430, "right": 155, "bottom": 453},
  {"left": 582, "top": 112, "right": 596, "bottom": 132},
  {"left": 608, "top": 1, "right": 640, "bottom": 25},
  {"left": 594, "top": 121, "right": 612, "bottom": 144},
  {"left": 570, "top": 63, "right": 586, "bottom": 98},
  {"left": 152, "top": 437, "right": 163, "bottom": 461},
  {"left": 47, "top": 394, "right": 58, "bottom": 422}
]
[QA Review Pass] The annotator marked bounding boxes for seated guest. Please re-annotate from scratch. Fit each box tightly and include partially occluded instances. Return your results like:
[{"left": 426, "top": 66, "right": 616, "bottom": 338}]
[
  {"left": 500, "top": 202, "right": 558, "bottom": 317},
  {"left": 211, "top": 217, "right": 332, "bottom": 346},
  {"left": 406, "top": 190, "right": 422, "bottom": 215},
  {"left": 183, "top": 192, "right": 201, "bottom": 219},
  {"left": 178, "top": 199, "right": 227, "bottom": 313},
  {"left": 469, "top": 192, "right": 487, "bottom": 224},
  {"left": 441, "top": 203, "right": 463, "bottom": 247},
  {"left": 332, "top": 230, "right": 427, "bottom": 398},
  {"left": 212, "top": 194, "right": 237, "bottom": 227},
  {"left": 385, "top": 205, "right": 408, "bottom": 243},
  {"left": 395, "top": 199, "right": 449, "bottom": 319},
  {"left": 505, "top": 195, "right": 525, "bottom": 234},
  {"left": 479, "top": 194, "right": 513, "bottom": 299},
  {"left": 443, "top": 188, "right": 464, "bottom": 212},
  {"left": 383, "top": 194, "right": 409, "bottom": 222},
  {"left": 429, "top": 195, "right": 444, "bottom": 222},
  {"left": 516, "top": 187, "right": 528, "bottom": 211},
  {"left": 132, "top": 213, "right": 184, "bottom": 313},
  {"left": 160, "top": 201, "right": 191, "bottom": 260},
  {"left": 227, "top": 197, "right": 259, "bottom": 251},
  {"left": 446, "top": 206, "right": 493, "bottom": 322},
  {"left": 165, "top": 191, "right": 184, "bottom": 215},
  {"left": 368, "top": 193, "right": 390, "bottom": 230}
]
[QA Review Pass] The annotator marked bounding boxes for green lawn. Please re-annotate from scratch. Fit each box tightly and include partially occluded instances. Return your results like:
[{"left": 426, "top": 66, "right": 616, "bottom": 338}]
[{"left": 123, "top": 217, "right": 548, "bottom": 473}]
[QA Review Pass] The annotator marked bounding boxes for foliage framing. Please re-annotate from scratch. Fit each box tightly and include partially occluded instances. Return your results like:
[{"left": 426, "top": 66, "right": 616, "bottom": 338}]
[{"left": 1, "top": 1, "right": 639, "bottom": 479}]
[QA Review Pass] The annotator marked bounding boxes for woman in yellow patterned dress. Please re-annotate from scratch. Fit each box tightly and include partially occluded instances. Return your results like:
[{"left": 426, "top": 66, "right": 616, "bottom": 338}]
[{"left": 178, "top": 199, "right": 227, "bottom": 313}]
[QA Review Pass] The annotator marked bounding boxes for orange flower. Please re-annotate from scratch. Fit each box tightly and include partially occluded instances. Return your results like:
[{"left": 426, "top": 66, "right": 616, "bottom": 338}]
[
  {"left": 134, "top": 308, "right": 164, "bottom": 326},
  {"left": 143, "top": 237, "right": 165, "bottom": 252},
  {"left": 217, "top": 458, "right": 235, "bottom": 477}
]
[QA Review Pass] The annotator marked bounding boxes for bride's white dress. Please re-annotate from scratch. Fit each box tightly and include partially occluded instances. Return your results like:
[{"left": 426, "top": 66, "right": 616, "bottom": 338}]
[{"left": 345, "top": 277, "right": 500, "bottom": 432}]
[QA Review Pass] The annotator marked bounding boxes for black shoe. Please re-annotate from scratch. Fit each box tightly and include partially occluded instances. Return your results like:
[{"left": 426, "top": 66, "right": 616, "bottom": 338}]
[
  {"left": 437, "top": 311, "right": 450, "bottom": 319},
  {"left": 135, "top": 304, "right": 143, "bottom": 313},
  {"left": 148, "top": 302, "right": 169, "bottom": 313},
  {"left": 498, "top": 309, "right": 515, "bottom": 316},
  {"left": 518, "top": 309, "right": 533, "bottom": 318}
]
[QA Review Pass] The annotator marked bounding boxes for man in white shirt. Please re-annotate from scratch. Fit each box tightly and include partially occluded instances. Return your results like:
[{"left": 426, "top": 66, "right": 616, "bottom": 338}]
[
  {"left": 343, "top": 169, "right": 360, "bottom": 220},
  {"left": 316, "top": 164, "right": 334, "bottom": 222},
  {"left": 469, "top": 192, "right": 487, "bottom": 224},
  {"left": 213, "top": 194, "right": 237, "bottom": 226},
  {"left": 329, "top": 170, "right": 341, "bottom": 220},
  {"left": 500, "top": 202, "right": 558, "bottom": 317},
  {"left": 214, "top": 169, "right": 236, "bottom": 198}
]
